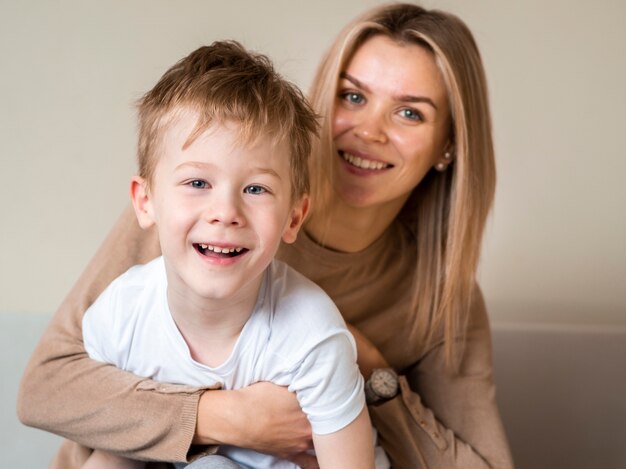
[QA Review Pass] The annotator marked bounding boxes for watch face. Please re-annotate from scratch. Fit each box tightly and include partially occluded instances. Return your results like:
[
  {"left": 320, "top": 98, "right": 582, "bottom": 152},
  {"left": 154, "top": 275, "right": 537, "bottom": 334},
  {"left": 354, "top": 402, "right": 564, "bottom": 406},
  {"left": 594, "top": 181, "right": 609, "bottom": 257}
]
[{"left": 372, "top": 369, "right": 398, "bottom": 399}]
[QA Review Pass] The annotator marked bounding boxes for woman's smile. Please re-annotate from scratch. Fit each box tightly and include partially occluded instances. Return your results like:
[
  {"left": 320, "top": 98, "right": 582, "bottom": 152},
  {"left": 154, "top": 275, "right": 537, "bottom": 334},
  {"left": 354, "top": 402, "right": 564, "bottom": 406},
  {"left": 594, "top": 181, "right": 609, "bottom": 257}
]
[{"left": 339, "top": 150, "right": 392, "bottom": 171}]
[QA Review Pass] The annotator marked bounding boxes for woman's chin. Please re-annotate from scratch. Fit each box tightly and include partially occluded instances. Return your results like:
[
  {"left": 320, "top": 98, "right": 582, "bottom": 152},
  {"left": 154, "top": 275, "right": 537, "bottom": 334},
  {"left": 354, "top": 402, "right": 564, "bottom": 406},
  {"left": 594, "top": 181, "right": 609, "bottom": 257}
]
[{"left": 335, "top": 185, "right": 377, "bottom": 209}]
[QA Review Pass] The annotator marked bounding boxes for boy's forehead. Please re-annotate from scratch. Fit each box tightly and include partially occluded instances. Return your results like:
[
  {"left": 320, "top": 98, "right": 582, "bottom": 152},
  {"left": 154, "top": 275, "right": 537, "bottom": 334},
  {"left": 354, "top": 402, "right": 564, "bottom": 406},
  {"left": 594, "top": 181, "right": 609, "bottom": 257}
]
[
  {"left": 161, "top": 109, "right": 284, "bottom": 151},
  {"left": 158, "top": 112, "right": 292, "bottom": 167}
]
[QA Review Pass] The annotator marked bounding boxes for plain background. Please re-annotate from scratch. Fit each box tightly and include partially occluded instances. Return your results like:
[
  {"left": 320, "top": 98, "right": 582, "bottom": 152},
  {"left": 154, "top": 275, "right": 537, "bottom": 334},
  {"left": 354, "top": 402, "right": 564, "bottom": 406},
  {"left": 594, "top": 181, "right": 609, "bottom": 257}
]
[
  {"left": 1, "top": 1, "right": 625, "bottom": 322},
  {"left": 2, "top": 2, "right": 626, "bottom": 468}
]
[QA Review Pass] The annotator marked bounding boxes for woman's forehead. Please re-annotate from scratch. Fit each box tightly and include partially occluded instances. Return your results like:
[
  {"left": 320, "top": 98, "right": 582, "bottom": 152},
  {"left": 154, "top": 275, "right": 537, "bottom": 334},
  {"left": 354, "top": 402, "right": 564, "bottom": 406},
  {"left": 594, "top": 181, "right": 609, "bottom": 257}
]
[{"left": 344, "top": 35, "right": 448, "bottom": 106}]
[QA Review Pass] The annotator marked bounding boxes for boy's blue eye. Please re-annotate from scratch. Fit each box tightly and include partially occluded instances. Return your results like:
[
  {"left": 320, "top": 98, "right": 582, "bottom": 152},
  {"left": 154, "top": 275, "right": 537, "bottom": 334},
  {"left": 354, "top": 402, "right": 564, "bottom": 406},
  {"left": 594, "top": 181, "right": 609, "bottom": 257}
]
[
  {"left": 244, "top": 185, "right": 266, "bottom": 195},
  {"left": 189, "top": 180, "right": 208, "bottom": 189}
]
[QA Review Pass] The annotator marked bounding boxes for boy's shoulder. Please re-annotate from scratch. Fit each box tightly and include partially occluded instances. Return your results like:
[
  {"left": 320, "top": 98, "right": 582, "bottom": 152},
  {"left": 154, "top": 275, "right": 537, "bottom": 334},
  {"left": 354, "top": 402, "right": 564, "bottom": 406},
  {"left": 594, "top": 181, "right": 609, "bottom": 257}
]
[
  {"left": 115, "top": 256, "right": 165, "bottom": 285},
  {"left": 94, "top": 256, "right": 166, "bottom": 314},
  {"left": 82, "top": 257, "right": 168, "bottom": 364},
  {"left": 264, "top": 259, "right": 350, "bottom": 342},
  {"left": 268, "top": 260, "right": 342, "bottom": 317},
  {"left": 107, "top": 256, "right": 166, "bottom": 291}
]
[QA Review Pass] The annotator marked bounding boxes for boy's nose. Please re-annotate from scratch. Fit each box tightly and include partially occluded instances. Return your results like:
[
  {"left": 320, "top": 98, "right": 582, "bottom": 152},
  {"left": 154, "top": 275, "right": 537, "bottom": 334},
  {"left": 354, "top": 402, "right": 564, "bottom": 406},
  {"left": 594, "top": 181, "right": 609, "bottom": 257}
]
[{"left": 204, "top": 193, "right": 244, "bottom": 227}]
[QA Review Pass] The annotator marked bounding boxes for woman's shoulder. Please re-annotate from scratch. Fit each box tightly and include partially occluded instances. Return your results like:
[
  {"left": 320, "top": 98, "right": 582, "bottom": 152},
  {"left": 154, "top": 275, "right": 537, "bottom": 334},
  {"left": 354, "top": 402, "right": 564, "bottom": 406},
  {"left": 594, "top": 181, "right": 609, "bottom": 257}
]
[{"left": 467, "top": 283, "right": 490, "bottom": 330}]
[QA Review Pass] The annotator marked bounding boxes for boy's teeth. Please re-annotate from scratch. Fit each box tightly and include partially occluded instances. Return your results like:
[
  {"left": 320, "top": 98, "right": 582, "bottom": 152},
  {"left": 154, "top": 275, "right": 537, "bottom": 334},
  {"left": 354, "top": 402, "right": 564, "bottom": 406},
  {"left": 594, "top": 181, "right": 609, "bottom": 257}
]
[
  {"left": 199, "top": 244, "right": 242, "bottom": 254},
  {"left": 342, "top": 152, "right": 387, "bottom": 170}
]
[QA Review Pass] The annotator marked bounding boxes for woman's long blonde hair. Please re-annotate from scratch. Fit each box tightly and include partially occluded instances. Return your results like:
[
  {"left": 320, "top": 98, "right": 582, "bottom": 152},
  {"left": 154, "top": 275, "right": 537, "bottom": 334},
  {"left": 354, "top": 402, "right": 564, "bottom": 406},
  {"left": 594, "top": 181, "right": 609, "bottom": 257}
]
[{"left": 308, "top": 3, "right": 495, "bottom": 368}]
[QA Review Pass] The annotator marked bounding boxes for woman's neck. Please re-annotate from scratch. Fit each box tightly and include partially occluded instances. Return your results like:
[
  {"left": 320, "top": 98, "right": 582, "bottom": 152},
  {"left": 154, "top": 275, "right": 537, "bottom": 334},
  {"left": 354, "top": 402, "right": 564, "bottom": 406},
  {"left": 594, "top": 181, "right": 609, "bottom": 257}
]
[{"left": 305, "top": 197, "right": 405, "bottom": 253}]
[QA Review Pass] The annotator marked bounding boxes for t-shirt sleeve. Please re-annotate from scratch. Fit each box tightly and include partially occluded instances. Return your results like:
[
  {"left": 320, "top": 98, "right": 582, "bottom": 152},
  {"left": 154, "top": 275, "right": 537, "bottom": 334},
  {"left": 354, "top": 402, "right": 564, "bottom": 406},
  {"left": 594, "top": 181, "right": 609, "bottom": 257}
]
[
  {"left": 82, "top": 270, "right": 143, "bottom": 368},
  {"left": 287, "top": 330, "right": 365, "bottom": 435},
  {"left": 82, "top": 281, "right": 117, "bottom": 365}
]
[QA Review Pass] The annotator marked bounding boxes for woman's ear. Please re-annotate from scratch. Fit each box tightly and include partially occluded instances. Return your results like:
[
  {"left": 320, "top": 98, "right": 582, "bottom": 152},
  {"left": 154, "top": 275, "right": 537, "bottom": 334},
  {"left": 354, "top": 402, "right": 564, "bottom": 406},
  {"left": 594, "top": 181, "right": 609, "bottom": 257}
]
[
  {"left": 281, "top": 194, "right": 310, "bottom": 244},
  {"left": 130, "top": 176, "right": 156, "bottom": 229},
  {"left": 434, "top": 142, "right": 455, "bottom": 172}
]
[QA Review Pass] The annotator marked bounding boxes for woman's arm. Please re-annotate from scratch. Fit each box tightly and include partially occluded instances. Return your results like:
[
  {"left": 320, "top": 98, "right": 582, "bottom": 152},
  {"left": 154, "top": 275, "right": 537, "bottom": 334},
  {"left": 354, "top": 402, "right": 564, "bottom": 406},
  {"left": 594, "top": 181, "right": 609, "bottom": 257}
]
[
  {"left": 354, "top": 289, "right": 514, "bottom": 469},
  {"left": 195, "top": 383, "right": 313, "bottom": 455},
  {"left": 346, "top": 324, "right": 389, "bottom": 379},
  {"left": 82, "top": 450, "right": 146, "bottom": 469},
  {"left": 17, "top": 206, "right": 314, "bottom": 467}
]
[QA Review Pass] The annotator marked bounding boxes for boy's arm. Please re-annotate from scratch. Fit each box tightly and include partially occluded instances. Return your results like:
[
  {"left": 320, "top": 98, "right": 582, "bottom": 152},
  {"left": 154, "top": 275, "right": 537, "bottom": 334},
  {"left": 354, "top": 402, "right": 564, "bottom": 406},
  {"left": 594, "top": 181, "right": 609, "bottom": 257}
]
[
  {"left": 285, "top": 298, "right": 375, "bottom": 469},
  {"left": 312, "top": 407, "right": 375, "bottom": 469}
]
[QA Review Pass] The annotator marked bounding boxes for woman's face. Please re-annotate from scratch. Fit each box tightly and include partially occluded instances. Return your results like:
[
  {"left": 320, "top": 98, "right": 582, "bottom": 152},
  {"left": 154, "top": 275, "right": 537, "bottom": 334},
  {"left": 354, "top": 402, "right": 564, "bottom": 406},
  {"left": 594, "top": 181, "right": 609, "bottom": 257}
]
[{"left": 332, "top": 35, "right": 452, "bottom": 211}]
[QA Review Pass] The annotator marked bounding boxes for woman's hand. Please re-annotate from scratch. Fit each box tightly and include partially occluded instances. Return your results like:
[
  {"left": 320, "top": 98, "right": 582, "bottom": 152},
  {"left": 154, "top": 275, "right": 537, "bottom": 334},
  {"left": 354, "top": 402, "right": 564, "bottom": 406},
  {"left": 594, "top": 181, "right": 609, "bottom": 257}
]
[
  {"left": 195, "top": 382, "right": 316, "bottom": 464},
  {"left": 347, "top": 324, "right": 389, "bottom": 379}
]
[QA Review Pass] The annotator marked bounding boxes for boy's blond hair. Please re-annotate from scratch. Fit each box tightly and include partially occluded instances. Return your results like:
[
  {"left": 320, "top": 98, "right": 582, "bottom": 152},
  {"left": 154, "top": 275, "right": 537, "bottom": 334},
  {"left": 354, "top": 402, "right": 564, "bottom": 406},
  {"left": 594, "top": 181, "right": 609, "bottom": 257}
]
[{"left": 137, "top": 40, "right": 318, "bottom": 199}]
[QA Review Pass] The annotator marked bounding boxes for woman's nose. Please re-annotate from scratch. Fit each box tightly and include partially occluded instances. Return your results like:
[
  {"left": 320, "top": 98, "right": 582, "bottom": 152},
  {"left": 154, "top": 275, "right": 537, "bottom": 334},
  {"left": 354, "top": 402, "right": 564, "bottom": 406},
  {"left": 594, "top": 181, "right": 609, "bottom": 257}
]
[{"left": 353, "top": 114, "right": 388, "bottom": 144}]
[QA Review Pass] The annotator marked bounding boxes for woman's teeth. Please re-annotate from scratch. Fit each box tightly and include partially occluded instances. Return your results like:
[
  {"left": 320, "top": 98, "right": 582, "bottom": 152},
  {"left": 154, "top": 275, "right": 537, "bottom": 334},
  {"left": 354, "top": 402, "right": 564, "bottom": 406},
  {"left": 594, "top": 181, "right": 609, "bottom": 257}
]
[{"left": 342, "top": 152, "right": 388, "bottom": 170}]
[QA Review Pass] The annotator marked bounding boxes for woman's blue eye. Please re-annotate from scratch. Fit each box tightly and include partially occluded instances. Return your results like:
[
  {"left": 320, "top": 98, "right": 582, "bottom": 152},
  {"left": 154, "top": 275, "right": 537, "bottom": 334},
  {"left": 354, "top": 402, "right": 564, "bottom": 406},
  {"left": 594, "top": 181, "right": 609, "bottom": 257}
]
[
  {"left": 342, "top": 92, "right": 364, "bottom": 105},
  {"left": 189, "top": 180, "right": 208, "bottom": 189},
  {"left": 400, "top": 108, "right": 423, "bottom": 121},
  {"left": 244, "top": 185, "right": 266, "bottom": 195}
]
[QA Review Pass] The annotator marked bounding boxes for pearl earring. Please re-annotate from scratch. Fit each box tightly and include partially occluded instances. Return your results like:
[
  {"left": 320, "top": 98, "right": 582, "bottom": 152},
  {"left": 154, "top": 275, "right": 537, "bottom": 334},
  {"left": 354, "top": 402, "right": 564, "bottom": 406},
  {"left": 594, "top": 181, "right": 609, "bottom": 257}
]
[{"left": 436, "top": 150, "right": 453, "bottom": 171}]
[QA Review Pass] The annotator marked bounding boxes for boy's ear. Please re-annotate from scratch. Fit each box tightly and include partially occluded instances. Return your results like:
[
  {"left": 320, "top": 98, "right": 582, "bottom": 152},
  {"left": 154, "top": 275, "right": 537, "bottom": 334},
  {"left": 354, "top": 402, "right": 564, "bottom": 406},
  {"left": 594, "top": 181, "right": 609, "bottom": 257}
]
[
  {"left": 130, "top": 176, "right": 156, "bottom": 229},
  {"left": 281, "top": 194, "right": 310, "bottom": 244}
]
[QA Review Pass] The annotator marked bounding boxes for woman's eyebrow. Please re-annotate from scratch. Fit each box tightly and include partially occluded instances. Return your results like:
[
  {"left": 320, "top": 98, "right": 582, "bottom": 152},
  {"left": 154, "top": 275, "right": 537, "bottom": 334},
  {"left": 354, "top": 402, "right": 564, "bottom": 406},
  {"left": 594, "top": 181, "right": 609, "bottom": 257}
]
[
  {"left": 340, "top": 72, "right": 371, "bottom": 93},
  {"left": 339, "top": 71, "right": 438, "bottom": 110}
]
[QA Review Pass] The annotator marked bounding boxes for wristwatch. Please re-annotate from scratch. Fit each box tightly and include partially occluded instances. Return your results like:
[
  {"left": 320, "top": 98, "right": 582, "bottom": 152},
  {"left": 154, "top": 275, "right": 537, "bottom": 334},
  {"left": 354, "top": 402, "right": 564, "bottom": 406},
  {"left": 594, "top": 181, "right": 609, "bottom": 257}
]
[{"left": 364, "top": 368, "right": 399, "bottom": 405}]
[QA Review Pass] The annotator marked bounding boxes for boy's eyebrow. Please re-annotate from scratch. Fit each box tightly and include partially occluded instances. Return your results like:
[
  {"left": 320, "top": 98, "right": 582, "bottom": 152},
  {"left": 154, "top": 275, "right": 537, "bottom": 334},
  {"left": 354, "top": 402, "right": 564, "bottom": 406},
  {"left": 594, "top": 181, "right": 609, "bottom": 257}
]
[
  {"left": 175, "top": 161, "right": 282, "bottom": 179},
  {"left": 251, "top": 167, "right": 282, "bottom": 179},
  {"left": 237, "top": 164, "right": 282, "bottom": 180},
  {"left": 339, "top": 72, "right": 438, "bottom": 110},
  {"left": 175, "top": 161, "right": 211, "bottom": 171}
]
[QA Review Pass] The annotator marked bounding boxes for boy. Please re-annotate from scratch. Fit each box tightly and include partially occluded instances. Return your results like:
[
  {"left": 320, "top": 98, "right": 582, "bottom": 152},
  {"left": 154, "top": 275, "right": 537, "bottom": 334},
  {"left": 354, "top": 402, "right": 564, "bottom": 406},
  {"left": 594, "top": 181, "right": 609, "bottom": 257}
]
[{"left": 80, "top": 41, "right": 376, "bottom": 469}]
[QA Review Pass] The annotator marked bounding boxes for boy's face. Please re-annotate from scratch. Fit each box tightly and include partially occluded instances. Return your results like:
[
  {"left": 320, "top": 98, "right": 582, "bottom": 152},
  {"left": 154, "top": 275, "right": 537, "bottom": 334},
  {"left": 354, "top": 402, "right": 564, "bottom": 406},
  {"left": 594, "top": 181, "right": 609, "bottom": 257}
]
[{"left": 131, "top": 113, "right": 308, "bottom": 306}]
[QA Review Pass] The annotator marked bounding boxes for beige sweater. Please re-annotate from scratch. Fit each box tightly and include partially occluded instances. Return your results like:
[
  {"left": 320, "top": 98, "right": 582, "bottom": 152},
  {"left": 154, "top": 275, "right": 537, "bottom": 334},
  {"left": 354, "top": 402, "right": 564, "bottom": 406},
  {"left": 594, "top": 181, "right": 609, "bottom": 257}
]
[{"left": 18, "top": 206, "right": 513, "bottom": 469}]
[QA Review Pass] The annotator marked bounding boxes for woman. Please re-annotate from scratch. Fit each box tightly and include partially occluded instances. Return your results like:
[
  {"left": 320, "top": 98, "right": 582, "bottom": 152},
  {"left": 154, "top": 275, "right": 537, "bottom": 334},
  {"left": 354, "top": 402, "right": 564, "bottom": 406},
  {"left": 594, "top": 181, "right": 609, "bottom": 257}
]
[{"left": 18, "top": 4, "right": 513, "bottom": 468}]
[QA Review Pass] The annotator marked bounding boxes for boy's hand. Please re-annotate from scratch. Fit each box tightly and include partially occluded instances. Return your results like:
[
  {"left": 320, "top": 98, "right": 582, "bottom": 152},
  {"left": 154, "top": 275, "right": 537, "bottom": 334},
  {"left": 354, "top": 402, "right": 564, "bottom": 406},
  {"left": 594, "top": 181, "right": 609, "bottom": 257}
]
[
  {"left": 196, "top": 382, "right": 313, "bottom": 457},
  {"left": 347, "top": 324, "right": 389, "bottom": 379}
]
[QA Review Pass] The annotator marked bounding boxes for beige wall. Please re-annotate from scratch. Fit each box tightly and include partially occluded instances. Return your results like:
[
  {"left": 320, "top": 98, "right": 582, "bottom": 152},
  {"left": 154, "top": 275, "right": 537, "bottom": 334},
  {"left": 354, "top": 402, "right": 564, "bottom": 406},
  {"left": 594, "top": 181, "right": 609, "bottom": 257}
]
[{"left": 1, "top": 0, "right": 625, "bottom": 326}]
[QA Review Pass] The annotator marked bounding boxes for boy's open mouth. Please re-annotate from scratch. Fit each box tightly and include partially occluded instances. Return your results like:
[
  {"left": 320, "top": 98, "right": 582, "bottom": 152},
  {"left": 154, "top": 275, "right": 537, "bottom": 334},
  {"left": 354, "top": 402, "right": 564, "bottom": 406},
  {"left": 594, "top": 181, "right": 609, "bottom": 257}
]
[{"left": 194, "top": 243, "right": 248, "bottom": 258}]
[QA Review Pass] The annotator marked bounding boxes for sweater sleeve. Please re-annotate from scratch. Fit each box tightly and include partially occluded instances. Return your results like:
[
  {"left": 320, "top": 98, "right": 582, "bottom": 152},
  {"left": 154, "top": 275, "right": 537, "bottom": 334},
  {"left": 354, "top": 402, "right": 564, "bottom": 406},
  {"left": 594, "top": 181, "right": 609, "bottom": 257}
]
[
  {"left": 369, "top": 288, "right": 514, "bottom": 469},
  {"left": 16, "top": 205, "right": 201, "bottom": 465}
]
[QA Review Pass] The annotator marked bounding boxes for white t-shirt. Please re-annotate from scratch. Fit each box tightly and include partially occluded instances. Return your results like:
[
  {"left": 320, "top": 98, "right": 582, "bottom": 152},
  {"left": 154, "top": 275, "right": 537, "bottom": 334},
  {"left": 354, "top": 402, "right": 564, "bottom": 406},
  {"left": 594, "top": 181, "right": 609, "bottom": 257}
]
[{"left": 83, "top": 257, "right": 366, "bottom": 469}]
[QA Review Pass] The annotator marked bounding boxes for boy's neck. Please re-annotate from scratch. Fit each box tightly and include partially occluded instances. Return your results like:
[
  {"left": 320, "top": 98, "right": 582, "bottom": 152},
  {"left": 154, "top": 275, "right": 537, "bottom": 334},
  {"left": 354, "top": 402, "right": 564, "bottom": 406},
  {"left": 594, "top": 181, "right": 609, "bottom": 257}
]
[{"left": 166, "top": 275, "right": 263, "bottom": 368}]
